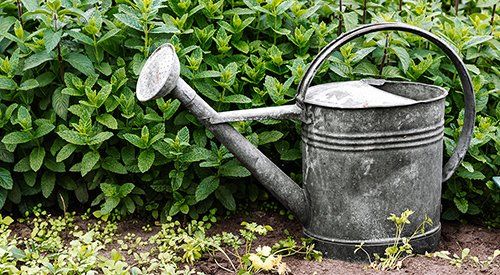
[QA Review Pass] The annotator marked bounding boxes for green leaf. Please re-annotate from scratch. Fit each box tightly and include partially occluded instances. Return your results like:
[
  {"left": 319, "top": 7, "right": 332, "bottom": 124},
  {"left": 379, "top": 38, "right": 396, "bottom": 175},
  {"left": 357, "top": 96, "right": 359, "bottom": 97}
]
[
  {"left": 457, "top": 170, "right": 485, "bottom": 180},
  {"left": 23, "top": 51, "right": 53, "bottom": 71},
  {"left": 65, "top": 53, "right": 96, "bottom": 76},
  {"left": 88, "top": 132, "right": 114, "bottom": 145},
  {"left": 195, "top": 176, "right": 220, "bottom": 202},
  {"left": 36, "top": 72, "right": 56, "bottom": 87},
  {"left": 0, "top": 144, "right": 14, "bottom": 163},
  {"left": 463, "top": 35, "right": 493, "bottom": 49},
  {"left": 222, "top": 94, "right": 252, "bottom": 103},
  {"left": 382, "top": 66, "right": 403, "bottom": 79},
  {"left": 392, "top": 46, "right": 411, "bottom": 73},
  {"left": 57, "top": 130, "right": 86, "bottom": 145},
  {"left": 342, "top": 12, "right": 358, "bottom": 31},
  {"left": 170, "top": 171, "right": 184, "bottom": 191},
  {"left": 119, "top": 183, "right": 135, "bottom": 197},
  {"left": 180, "top": 146, "right": 211, "bottom": 162},
  {"left": 454, "top": 197, "right": 468, "bottom": 213},
  {"left": 52, "top": 88, "right": 69, "bottom": 120},
  {"left": 352, "top": 47, "right": 376, "bottom": 64},
  {"left": 114, "top": 13, "right": 142, "bottom": 31},
  {"left": 56, "top": 143, "right": 77, "bottom": 162},
  {"left": 101, "top": 157, "right": 127, "bottom": 174},
  {"left": 123, "top": 197, "right": 135, "bottom": 213},
  {"left": 280, "top": 148, "right": 301, "bottom": 161},
  {"left": 0, "top": 168, "right": 13, "bottom": 190},
  {"left": 2, "top": 131, "right": 32, "bottom": 145},
  {"left": 123, "top": 133, "right": 146, "bottom": 149},
  {"left": 81, "top": 151, "right": 100, "bottom": 176},
  {"left": 0, "top": 189, "right": 7, "bottom": 209},
  {"left": 220, "top": 161, "right": 251, "bottom": 177},
  {"left": 41, "top": 171, "right": 55, "bottom": 198},
  {"left": 44, "top": 30, "right": 62, "bottom": 52},
  {"left": 215, "top": 186, "right": 236, "bottom": 211},
  {"left": 44, "top": 158, "right": 65, "bottom": 172},
  {"left": 101, "top": 197, "right": 120, "bottom": 214},
  {"left": 258, "top": 130, "right": 283, "bottom": 145},
  {"left": 14, "top": 157, "right": 30, "bottom": 172},
  {"left": 96, "top": 114, "right": 118, "bottom": 129},
  {"left": 30, "top": 147, "right": 45, "bottom": 172},
  {"left": 18, "top": 79, "right": 39, "bottom": 91},
  {"left": 0, "top": 77, "right": 17, "bottom": 90},
  {"left": 138, "top": 149, "right": 155, "bottom": 173},
  {"left": 97, "top": 28, "right": 121, "bottom": 44},
  {"left": 180, "top": 204, "right": 189, "bottom": 214},
  {"left": 67, "top": 30, "right": 94, "bottom": 45},
  {"left": 34, "top": 123, "right": 55, "bottom": 138},
  {"left": 177, "top": 127, "right": 190, "bottom": 143},
  {"left": 100, "top": 183, "right": 117, "bottom": 197}
]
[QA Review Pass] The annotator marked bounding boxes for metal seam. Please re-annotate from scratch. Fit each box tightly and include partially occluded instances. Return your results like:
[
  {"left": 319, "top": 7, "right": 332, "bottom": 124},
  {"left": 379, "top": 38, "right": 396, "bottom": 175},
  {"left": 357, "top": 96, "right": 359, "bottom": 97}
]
[
  {"left": 303, "top": 224, "right": 441, "bottom": 245},
  {"left": 302, "top": 126, "right": 444, "bottom": 146},
  {"left": 302, "top": 121, "right": 444, "bottom": 139},
  {"left": 302, "top": 132, "right": 444, "bottom": 151}
]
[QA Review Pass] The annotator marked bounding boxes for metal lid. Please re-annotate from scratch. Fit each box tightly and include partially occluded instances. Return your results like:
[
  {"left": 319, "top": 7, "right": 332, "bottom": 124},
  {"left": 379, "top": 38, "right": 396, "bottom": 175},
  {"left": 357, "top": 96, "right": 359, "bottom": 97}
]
[{"left": 303, "top": 80, "right": 417, "bottom": 109}]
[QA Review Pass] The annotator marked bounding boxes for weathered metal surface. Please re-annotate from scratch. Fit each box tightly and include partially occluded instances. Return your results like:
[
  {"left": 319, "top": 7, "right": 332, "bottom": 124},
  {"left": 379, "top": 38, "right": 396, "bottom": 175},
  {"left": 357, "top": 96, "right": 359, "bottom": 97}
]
[
  {"left": 136, "top": 44, "right": 180, "bottom": 102},
  {"left": 210, "top": 104, "right": 301, "bottom": 124},
  {"left": 302, "top": 81, "right": 446, "bottom": 260},
  {"left": 296, "top": 22, "right": 475, "bottom": 182},
  {"left": 136, "top": 22, "right": 475, "bottom": 262},
  {"left": 173, "top": 78, "right": 309, "bottom": 224},
  {"left": 303, "top": 80, "right": 417, "bottom": 109}
]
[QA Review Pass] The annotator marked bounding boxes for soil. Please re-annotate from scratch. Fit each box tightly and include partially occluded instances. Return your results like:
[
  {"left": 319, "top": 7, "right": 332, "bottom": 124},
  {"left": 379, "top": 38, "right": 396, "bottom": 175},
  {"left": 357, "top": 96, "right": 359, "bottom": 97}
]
[
  {"left": 200, "top": 211, "right": 500, "bottom": 275},
  {"left": 9, "top": 210, "right": 499, "bottom": 274}
]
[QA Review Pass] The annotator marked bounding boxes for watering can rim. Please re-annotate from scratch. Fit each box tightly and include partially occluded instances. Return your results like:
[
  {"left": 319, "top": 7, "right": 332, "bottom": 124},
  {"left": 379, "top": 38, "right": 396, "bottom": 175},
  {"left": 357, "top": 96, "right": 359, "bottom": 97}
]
[{"left": 303, "top": 79, "right": 448, "bottom": 110}]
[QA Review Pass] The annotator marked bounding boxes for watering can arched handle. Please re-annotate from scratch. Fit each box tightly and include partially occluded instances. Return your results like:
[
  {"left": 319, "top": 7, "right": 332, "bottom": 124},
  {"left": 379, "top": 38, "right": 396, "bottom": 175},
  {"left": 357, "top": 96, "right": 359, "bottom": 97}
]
[{"left": 295, "top": 22, "right": 475, "bottom": 182}]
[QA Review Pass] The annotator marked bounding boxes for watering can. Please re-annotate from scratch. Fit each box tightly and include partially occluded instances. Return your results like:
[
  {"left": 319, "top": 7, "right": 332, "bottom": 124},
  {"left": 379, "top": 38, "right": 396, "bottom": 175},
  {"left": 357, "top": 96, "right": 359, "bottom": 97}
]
[{"left": 136, "top": 23, "right": 475, "bottom": 260}]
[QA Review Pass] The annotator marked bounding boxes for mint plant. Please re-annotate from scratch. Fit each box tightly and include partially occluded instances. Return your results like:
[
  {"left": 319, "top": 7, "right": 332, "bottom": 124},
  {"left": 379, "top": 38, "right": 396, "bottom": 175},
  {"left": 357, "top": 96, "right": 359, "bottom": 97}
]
[{"left": 0, "top": 0, "right": 497, "bottom": 225}]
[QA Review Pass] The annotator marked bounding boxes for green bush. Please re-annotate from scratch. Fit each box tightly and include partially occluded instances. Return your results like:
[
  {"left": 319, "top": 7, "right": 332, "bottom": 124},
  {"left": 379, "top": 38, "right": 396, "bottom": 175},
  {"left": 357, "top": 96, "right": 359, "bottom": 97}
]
[{"left": 0, "top": 0, "right": 498, "bottom": 224}]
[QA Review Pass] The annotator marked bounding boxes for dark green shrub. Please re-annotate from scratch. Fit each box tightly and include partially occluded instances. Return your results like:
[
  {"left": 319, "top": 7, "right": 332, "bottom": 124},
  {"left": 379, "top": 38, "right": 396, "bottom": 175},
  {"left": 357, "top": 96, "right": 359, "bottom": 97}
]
[{"left": 0, "top": 0, "right": 498, "bottom": 225}]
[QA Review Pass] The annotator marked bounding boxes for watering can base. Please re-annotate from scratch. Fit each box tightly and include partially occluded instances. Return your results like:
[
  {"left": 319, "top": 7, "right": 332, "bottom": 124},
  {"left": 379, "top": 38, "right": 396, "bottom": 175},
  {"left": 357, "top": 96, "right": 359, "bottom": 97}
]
[{"left": 305, "top": 224, "right": 441, "bottom": 261}]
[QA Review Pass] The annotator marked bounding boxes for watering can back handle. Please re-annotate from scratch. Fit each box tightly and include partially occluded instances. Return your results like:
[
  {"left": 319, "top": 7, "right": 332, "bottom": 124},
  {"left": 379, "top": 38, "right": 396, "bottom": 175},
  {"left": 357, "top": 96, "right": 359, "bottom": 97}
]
[{"left": 295, "top": 22, "right": 475, "bottom": 182}]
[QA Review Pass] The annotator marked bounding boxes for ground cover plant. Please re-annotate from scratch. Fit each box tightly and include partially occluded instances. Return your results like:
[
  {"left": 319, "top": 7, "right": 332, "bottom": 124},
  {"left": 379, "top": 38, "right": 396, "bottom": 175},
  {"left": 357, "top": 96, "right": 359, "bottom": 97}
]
[
  {"left": 0, "top": 206, "right": 498, "bottom": 274},
  {"left": 0, "top": 0, "right": 498, "bottom": 227},
  {"left": 0, "top": 206, "right": 322, "bottom": 274}
]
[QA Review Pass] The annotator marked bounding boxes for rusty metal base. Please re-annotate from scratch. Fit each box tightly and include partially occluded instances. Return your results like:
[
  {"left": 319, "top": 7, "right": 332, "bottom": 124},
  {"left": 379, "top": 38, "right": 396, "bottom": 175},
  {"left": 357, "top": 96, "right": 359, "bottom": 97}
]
[{"left": 305, "top": 224, "right": 441, "bottom": 262}]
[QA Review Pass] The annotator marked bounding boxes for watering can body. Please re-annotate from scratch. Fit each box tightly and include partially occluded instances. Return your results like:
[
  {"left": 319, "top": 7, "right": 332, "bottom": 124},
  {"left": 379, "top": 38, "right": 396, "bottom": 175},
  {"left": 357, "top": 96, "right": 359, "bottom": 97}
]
[
  {"left": 136, "top": 23, "right": 475, "bottom": 261},
  {"left": 301, "top": 81, "right": 447, "bottom": 259}
]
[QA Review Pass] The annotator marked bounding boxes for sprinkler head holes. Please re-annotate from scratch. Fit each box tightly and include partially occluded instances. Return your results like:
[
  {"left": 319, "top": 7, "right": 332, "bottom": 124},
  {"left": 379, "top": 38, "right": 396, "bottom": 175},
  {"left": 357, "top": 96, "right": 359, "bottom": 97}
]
[{"left": 136, "top": 43, "right": 180, "bottom": 102}]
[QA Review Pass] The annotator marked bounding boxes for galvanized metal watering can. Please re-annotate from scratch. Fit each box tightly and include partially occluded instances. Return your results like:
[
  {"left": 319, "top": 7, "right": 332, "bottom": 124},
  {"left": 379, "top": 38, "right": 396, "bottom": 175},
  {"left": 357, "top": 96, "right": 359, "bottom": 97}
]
[{"left": 136, "top": 23, "right": 475, "bottom": 260}]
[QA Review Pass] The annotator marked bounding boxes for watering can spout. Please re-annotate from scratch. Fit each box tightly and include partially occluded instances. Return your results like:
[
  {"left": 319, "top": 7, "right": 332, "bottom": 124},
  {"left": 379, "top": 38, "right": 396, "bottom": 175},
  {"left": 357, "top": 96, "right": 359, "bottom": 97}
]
[{"left": 136, "top": 44, "right": 310, "bottom": 224}]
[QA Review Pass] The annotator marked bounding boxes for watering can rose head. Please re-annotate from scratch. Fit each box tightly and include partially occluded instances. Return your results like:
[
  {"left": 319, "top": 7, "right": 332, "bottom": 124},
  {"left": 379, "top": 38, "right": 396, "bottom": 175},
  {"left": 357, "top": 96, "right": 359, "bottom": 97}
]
[
  {"left": 136, "top": 23, "right": 475, "bottom": 261},
  {"left": 136, "top": 44, "right": 180, "bottom": 102}
]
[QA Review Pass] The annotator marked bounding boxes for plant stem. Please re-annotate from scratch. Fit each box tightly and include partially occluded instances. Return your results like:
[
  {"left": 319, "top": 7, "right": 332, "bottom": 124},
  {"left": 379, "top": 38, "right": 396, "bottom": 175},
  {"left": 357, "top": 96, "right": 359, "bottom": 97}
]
[
  {"left": 399, "top": 0, "right": 402, "bottom": 12},
  {"left": 210, "top": 245, "right": 237, "bottom": 272},
  {"left": 337, "top": 0, "right": 343, "bottom": 36},
  {"left": 491, "top": 4, "right": 496, "bottom": 34},
  {"left": 379, "top": 34, "right": 389, "bottom": 76},
  {"left": 454, "top": 0, "right": 459, "bottom": 15},
  {"left": 362, "top": 0, "right": 367, "bottom": 24},
  {"left": 53, "top": 14, "right": 64, "bottom": 79},
  {"left": 17, "top": 0, "right": 23, "bottom": 27}
]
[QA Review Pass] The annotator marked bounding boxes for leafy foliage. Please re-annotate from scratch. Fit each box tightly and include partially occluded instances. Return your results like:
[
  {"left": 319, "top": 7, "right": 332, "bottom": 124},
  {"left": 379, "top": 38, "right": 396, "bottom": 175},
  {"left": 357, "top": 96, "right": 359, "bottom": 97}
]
[{"left": 0, "top": 0, "right": 498, "bottom": 224}]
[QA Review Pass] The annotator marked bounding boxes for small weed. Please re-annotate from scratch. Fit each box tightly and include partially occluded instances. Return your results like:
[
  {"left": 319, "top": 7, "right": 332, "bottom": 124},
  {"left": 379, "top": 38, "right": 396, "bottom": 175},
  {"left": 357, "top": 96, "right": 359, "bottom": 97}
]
[
  {"left": 426, "top": 248, "right": 500, "bottom": 269},
  {"left": 355, "top": 209, "right": 433, "bottom": 270}
]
